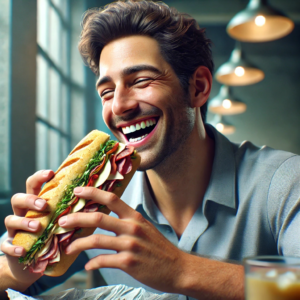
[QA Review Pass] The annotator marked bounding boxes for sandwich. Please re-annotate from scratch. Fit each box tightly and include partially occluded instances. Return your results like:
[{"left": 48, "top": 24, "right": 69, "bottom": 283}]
[{"left": 12, "top": 130, "right": 140, "bottom": 276}]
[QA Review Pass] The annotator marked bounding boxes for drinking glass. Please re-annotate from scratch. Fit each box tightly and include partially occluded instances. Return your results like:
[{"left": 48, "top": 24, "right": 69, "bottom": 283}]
[{"left": 244, "top": 256, "right": 300, "bottom": 300}]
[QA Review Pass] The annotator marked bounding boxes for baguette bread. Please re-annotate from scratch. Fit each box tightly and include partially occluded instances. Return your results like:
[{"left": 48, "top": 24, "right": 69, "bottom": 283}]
[{"left": 12, "top": 130, "right": 140, "bottom": 276}]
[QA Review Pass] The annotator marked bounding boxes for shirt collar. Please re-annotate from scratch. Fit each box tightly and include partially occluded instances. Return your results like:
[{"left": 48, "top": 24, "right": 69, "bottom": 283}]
[{"left": 204, "top": 124, "right": 236, "bottom": 209}]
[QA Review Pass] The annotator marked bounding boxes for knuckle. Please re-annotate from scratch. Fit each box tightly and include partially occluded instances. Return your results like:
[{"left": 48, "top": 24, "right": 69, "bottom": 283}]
[
  {"left": 26, "top": 176, "right": 33, "bottom": 187},
  {"left": 91, "top": 235, "right": 100, "bottom": 247},
  {"left": 133, "top": 211, "right": 144, "bottom": 223},
  {"left": 4, "top": 215, "right": 12, "bottom": 226},
  {"left": 71, "top": 212, "right": 79, "bottom": 224},
  {"left": 129, "top": 223, "right": 142, "bottom": 236},
  {"left": 11, "top": 193, "right": 21, "bottom": 203},
  {"left": 26, "top": 194, "right": 36, "bottom": 205},
  {"left": 89, "top": 187, "right": 97, "bottom": 197},
  {"left": 125, "top": 238, "right": 139, "bottom": 252},
  {"left": 121, "top": 252, "right": 135, "bottom": 269},
  {"left": 93, "top": 212, "right": 103, "bottom": 225},
  {"left": 107, "top": 193, "right": 118, "bottom": 205}
]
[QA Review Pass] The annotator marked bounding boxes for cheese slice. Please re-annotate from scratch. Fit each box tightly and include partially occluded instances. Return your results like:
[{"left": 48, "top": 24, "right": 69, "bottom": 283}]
[
  {"left": 115, "top": 143, "right": 126, "bottom": 155},
  {"left": 53, "top": 226, "right": 74, "bottom": 235},
  {"left": 93, "top": 159, "right": 111, "bottom": 188},
  {"left": 70, "top": 198, "right": 86, "bottom": 214},
  {"left": 108, "top": 171, "right": 124, "bottom": 181},
  {"left": 36, "top": 235, "right": 54, "bottom": 258}
]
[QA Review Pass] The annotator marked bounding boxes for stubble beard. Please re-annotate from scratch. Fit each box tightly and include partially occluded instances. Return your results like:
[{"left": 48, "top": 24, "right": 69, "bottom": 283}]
[{"left": 139, "top": 93, "right": 196, "bottom": 175}]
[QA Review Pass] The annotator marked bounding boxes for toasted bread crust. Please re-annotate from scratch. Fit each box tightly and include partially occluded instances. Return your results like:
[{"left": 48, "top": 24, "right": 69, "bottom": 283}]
[
  {"left": 13, "top": 130, "right": 110, "bottom": 251},
  {"left": 43, "top": 152, "right": 141, "bottom": 277}
]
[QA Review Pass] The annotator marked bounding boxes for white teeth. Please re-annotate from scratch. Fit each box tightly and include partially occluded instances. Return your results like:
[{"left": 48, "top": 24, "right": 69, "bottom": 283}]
[
  {"left": 130, "top": 125, "right": 136, "bottom": 132},
  {"left": 129, "top": 134, "right": 148, "bottom": 142},
  {"left": 121, "top": 118, "right": 157, "bottom": 134}
]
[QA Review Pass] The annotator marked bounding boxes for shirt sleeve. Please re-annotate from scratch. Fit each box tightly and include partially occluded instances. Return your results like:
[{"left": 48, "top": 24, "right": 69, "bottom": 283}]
[
  {"left": 267, "top": 155, "right": 300, "bottom": 256},
  {"left": 0, "top": 231, "right": 88, "bottom": 296}
]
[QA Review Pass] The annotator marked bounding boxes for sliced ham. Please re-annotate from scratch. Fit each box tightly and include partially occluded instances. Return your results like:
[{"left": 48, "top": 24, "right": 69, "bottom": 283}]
[
  {"left": 58, "top": 230, "right": 75, "bottom": 243},
  {"left": 116, "top": 145, "right": 134, "bottom": 161},
  {"left": 29, "top": 259, "right": 49, "bottom": 274},
  {"left": 84, "top": 200, "right": 97, "bottom": 207},
  {"left": 117, "top": 156, "right": 132, "bottom": 175},
  {"left": 107, "top": 180, "right": 116, "bottom": 192},
  {"left": 117, "top": 157, "right": 126, "bottom": 174},
  {"left": 48, "top": 245, "right": 61, "bottom": 264},
  {"left": 84, "top": 203, "right": 99, "bottom": 212},
  {"left": 39, "top": 235, "right": 58, "bottom": 261},
  {"left": 122, "top": 156, "right": 132, "bottom": 175}
]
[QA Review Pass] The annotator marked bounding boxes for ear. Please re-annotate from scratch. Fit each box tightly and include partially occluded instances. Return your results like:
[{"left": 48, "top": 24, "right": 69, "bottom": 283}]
[{"left": 189, "top": 66, "right": 212, "bottom": 108}]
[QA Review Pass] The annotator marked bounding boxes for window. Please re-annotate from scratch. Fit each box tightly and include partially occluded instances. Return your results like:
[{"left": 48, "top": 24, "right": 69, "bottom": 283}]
[{"left": 36, "top": 0, "right": 86, "bottom": 171}]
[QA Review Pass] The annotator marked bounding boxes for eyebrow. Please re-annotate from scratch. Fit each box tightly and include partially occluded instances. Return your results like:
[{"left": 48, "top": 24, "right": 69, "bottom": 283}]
[{"left": 95, "top": 64, "right": 162, "bottom": 89}]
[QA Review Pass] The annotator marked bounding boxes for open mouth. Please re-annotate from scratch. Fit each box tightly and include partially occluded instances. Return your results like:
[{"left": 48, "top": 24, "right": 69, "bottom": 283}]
[{"left": 120, "top": 117, "right": 159, "bottom": 143}]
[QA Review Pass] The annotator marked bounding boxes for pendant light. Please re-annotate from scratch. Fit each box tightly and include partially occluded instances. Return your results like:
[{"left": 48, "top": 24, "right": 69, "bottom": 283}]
[
  {"left": 227, "top": 0, "right": 294, "bottom": 42},
  {"left": 209, "top": 85, "right": 247, "bottom": 115},
  {"left": 215, "top": 42, "right": 264, "bottom": 86},
  {"left": 211, "top": 115, "right": 236, "bottom": 135}
]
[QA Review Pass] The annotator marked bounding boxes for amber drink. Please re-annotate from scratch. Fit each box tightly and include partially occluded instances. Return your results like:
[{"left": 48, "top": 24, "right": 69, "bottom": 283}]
[{"left": 244, "top": 256, "right": 300, "bottom": 300}]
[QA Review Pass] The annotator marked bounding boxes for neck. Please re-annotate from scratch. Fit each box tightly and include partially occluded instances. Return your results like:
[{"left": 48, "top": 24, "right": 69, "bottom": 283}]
[{"left": 146, "top": 110, "right": 215, "bottom": 238}]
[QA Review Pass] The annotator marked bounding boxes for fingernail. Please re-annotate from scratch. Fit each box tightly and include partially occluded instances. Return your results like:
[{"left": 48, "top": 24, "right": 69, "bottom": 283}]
[
  {"left": 65, "top": 246, "right": 70, "bottom": 254},
  {"left": 28, "top": 220, "right": 39, "bottom": 229},
  {"left": 35, "top": 198, "right": 46, "bottom": 208},
  {"left": 58, "top": 216, "right": 67, "bottom": 226},
  {"left": 15, "top": 247, "right": 23, "bottom": 255},
  {"left": 42, "top": 170, "right": 52, "bottom": 177},
  {"left": 74, "top": 187, "right": 83, "bottom": 194}
]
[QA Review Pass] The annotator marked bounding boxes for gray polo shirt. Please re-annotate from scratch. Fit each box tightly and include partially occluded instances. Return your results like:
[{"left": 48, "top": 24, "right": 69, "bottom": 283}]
[{"left": 2, "top": 125, "right": 300, "bottom": 298}]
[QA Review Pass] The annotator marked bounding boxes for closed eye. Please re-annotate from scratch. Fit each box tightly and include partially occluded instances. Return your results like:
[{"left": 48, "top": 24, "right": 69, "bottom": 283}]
[
  {"left": 100, "top": 89, "right": 114, "bottom": 97},
  {"left": 134, "top": 78, "right": 152, "bottom": 87}
]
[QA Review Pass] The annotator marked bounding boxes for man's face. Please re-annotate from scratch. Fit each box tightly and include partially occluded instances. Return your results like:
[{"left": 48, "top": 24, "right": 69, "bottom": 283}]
[{"left": 97, "top": 35, "right": 195, "bottom": 171}]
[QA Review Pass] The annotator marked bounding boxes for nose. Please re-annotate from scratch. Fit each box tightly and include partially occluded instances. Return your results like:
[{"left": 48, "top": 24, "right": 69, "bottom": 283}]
[{"left": 112, "top": 86, "right": 138, "bottom": 116}]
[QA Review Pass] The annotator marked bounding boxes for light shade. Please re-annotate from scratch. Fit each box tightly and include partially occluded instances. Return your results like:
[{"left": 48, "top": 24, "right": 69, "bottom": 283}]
[
  {"left": 211, "top": 115, "right": 235, "bottom": 135},
  {"left": 215, "top": 43, "right": 264, "bottom": 86},
  {"left": 209, "top": 85, "right": 247, "bottom": 115},
  {"left": 227, "top": 0, "right": 294, "bottom": 42}
]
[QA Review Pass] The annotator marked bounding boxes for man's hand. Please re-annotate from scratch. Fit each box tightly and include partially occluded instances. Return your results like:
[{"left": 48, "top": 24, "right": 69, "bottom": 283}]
[
  {"left": 58, "top": 186, "right": 186, "bottom": 293},
  {"left": 0, "top": 170, "right": 54, "bottom": 291}
]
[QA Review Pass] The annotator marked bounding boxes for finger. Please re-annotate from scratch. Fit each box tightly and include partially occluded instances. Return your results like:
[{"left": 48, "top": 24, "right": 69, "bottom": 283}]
[
  {"left": 74, "top": 187, "right": 135, "bottom": 218},
  {"left": 0, "top": 238, "right": 26, "bottom": 257},
  {"left": 84, "top": 252, "right": 133, "bottom": 271},
  {"left": 65, "top": 234, "right": 126, "bottom": 255},
  {"left": 5, "top": 215, "right": 41, "bottom": 238},
  {"left": 11, "top": 193, "right": 47, "bottom": 216},
  {"left": 58, "top": 212, "right": 129, "bottom": 235},
  {"left": 26, "top": 170, "right": 54, "bottom": 195}
]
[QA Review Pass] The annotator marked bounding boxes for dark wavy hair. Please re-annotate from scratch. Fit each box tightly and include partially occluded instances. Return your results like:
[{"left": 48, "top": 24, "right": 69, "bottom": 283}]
[{"left": 78, "top": 0, "right": 213, "bottom": 122}]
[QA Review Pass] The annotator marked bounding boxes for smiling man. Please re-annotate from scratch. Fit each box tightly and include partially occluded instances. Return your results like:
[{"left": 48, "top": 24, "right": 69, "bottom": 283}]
[{"left": 1, "top": 1, "right": 300, "bottom": 300}]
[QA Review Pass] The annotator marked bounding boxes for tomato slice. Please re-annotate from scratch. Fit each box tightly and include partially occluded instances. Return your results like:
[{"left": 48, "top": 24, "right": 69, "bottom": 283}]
[
  {"left": 106, "top": 142, "right": 119, "bottom": 156},
  {"left": 56, "top": 206, "right": 71, "bottom": 220},
  {"left": 89, "top": 158, "right": 106, "bottom": 178},
  {"left": 87, "top": 174, "right": 99, "bottom": 186}
]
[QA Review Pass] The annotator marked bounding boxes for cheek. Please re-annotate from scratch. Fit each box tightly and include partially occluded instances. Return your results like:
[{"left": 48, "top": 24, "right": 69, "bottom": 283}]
[{"left": 102, "top": 103, "right": 111, "bottom": 127}]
